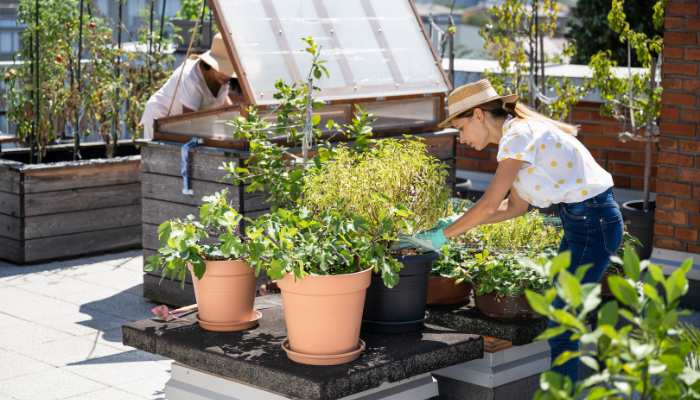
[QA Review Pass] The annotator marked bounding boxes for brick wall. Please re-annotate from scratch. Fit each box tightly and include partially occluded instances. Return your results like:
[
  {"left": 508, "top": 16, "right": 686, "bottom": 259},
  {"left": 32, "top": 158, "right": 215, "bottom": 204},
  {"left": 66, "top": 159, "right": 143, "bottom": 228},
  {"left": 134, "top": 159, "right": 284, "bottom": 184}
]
[
  {"left": 456, "top": 101, "right": 658, "bottom": 191},
  {"left": 652, "top": 0, "right": 700, "bottom": 253}
]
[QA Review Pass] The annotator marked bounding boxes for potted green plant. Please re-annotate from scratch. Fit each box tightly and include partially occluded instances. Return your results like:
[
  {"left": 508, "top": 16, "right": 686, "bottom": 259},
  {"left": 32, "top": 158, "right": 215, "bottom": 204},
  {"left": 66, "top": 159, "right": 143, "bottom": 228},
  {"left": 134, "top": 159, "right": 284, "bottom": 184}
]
[
  {"left": 587, "top": 0, "right": 664, "bottom": 259},
  {"left": 303, "top": 139, "right": 451, "bottom": 333},
  {"left": 146, "top": 190, "right": 259, "bottom": 332},
  {"left": 468, "top": 251, "right": 552, "bottom": 319},
  {"left": 428, "top": 241, "right": 473, "bottom": 306},
  {"left": 245, "top": 207, "right": 403, "bottom": 365},
  {"left": 456, "top": 210, "right": 561, "bottom": 319},
  {"left": 171, "top": 0, "right": 212, "bottom": 52}
]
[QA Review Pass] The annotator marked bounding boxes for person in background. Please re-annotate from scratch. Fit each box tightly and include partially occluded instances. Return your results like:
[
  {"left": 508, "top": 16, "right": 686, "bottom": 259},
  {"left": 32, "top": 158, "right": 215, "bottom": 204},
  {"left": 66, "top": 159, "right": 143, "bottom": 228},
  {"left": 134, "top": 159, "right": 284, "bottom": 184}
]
[
  {"left": 417, "top": 79, "right": 623, "bottom": 382},
  {"left": 140, "top": 32, "right": 244, "bottom": 140}
]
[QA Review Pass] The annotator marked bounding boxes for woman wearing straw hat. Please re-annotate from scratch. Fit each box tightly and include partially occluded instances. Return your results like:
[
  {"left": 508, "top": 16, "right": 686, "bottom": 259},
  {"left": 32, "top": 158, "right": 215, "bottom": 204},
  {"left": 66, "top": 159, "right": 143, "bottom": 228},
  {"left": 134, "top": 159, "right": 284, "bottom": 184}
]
[
  {"left": 418, "top": 79, "right": 623, "bottom": 382},
  {"left": 140, "top": 33, "right": 244, "bottom": 140}
]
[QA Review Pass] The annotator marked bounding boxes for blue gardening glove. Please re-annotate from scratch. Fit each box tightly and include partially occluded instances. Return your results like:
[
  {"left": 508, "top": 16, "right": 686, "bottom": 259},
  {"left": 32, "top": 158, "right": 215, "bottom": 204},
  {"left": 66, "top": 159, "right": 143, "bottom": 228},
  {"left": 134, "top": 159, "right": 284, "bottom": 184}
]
[
  {"left": 415, "top": 227, "right": 448, "bottom": 251},
  {"left": 392, "top": 213, "right": 462, "bottom": 252}
]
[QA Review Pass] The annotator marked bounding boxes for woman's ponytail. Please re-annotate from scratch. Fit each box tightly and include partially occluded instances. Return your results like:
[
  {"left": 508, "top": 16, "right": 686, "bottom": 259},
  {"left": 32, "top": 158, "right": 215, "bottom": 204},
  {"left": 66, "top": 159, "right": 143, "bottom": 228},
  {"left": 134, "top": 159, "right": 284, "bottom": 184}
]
[{"left": 512, "top": 102, "right": 579, "bottom": 136}]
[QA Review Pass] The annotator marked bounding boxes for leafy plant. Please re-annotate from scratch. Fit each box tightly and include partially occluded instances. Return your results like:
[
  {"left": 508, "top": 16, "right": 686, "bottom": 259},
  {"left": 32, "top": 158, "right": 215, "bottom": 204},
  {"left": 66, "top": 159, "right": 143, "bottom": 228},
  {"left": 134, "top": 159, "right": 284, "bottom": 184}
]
[
  {"left": 432, "top": 241, "right": 474, "bottom": 282},
  {"left": 469, "top": 250, "right": 552, "bottom": 297},
  {"left": 460, "top": 210, "right": 562, "bottom": 255},
  {"left": 479, "top": 0, "right": 587, "bottom": 120},
  {"left": 145, "top": 190, "right": 249, "bottom": 286},
  {"left": 587, "top": 0, "right": 664, "bottom": 212},
  {"left": 527, "top": 247, "right": 700, "bottom": 399},
  {"left": 5, "top": 0, "right": 126, "bottom": 161},
  {"left": 303, "top": 139, "right": 450, "bottom": 239},
  {"left": 224, "top": 37, "right": 332, "bottom": 210},
  {"left": 245, "top": 207, "right": 404, "bottom": 288},
  {"left": 175, "top": 0, "right": 206, "bottom": 21},
  {"left": 432, "top": 209, "right": 560, "bottom": 295}
]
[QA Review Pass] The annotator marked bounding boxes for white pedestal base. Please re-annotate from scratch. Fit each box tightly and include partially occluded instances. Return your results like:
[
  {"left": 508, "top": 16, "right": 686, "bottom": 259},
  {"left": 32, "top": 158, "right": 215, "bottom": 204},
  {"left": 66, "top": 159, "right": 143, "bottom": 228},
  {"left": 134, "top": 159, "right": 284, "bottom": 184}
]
[{"left": 165, "top": 363, "right": 438, "bottom": 400}]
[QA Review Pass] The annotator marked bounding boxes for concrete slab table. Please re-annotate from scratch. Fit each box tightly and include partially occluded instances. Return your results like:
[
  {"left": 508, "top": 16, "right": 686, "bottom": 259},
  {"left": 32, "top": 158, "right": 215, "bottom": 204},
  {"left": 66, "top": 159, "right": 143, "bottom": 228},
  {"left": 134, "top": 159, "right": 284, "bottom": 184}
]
[
  {"left": 122, "top": 298, "right": 483, "bottom": 400},
  {"left": 426, "top": 304, "right": 548, "bottom": 346}
]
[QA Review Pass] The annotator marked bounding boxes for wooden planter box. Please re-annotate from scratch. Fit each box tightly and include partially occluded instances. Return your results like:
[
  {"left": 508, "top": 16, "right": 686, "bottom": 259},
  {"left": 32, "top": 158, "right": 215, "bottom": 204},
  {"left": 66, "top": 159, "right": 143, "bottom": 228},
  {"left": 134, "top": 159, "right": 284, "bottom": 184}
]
[
  {"left": 142, "top": 131, "right": 457, "bottom": 307},
  {"left": 0, "top": 143, "right": 142, "bottom": 264}
]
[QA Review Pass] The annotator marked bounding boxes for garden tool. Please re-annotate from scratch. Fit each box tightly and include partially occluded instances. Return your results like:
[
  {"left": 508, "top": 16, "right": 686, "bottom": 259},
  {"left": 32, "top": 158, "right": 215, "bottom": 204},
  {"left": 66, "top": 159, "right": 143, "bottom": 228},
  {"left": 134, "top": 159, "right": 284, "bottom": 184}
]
[{"left": 151, "top": 304, "right": 198, "bottom": 322}]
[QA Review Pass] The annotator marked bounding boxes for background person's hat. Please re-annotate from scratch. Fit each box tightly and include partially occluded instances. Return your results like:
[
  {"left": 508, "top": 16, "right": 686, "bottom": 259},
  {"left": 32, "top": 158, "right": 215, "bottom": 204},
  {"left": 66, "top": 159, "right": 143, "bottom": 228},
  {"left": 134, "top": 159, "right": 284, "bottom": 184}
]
[
  {"left": 438, "top": 79, "right": 518, "bottom": 128},
  {"left": 197, "top": 33, "right": 237, "bottom": 78}
]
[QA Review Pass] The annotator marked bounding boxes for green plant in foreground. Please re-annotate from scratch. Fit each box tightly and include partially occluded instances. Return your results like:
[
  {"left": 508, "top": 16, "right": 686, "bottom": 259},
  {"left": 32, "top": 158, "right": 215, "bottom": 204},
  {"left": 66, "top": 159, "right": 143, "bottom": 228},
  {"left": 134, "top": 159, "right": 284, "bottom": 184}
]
[
  {"left": 145, "top": 190, "right": 249, "bottom": 286},
  {"left": 527, "top": 247, "right": 700, "bottom": 399}
]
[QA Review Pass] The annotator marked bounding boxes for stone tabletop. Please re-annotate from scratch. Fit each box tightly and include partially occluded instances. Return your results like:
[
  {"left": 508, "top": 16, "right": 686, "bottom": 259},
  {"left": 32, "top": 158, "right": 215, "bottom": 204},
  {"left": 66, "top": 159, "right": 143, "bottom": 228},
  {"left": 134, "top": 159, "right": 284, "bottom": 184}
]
[
  {"left": 425, "top": 304, "right": 547, "bottom": 346},
  {"left": 122, "top": 296, "right": 483, "bottom": 400}
]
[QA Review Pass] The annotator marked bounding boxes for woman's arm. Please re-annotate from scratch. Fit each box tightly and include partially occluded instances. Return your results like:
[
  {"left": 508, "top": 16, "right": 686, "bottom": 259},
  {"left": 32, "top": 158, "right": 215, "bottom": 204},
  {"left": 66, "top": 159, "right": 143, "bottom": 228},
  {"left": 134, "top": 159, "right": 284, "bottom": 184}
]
[
  {"left": 444, "top": 158, "right": 525, "bottom": 238},
  {"left": 480, "top": 187, "right": 530, "bottom": 225}
]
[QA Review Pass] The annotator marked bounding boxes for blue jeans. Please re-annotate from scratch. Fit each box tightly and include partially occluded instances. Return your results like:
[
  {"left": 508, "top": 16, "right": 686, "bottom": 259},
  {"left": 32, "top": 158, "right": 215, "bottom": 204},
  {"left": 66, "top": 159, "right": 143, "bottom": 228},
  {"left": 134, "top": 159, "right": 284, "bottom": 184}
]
[{"left": 549, "top": 187, "right": 624, "bottom": 382}]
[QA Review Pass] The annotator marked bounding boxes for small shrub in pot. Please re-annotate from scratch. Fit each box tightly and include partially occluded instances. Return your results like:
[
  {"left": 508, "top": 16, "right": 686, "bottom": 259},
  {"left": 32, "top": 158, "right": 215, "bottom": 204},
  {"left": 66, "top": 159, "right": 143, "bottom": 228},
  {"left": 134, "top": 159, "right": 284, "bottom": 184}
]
[
  {"left": 146, "top": 190, "right": 259, "bottom": 332},
  {"left": 303, "top": 139, "right": 451, "bottom": 333}
]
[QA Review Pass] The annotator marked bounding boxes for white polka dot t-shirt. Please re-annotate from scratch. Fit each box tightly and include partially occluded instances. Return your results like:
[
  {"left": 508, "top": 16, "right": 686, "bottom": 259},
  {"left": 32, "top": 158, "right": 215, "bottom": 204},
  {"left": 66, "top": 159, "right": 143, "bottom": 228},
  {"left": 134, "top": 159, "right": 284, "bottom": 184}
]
[{"left": 497, "top": 118, "right": 614, "bottom": 208}]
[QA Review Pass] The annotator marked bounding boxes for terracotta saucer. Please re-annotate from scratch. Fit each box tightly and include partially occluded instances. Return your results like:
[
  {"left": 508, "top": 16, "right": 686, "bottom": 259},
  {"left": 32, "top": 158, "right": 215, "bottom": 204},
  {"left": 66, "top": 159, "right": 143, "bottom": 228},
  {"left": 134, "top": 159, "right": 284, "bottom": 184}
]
[
  {"left": 197, "top": 310, "right": 262, "bottom": 332},
  {"left": 281, "top": 339, "right": 366, "bottom": 366}
]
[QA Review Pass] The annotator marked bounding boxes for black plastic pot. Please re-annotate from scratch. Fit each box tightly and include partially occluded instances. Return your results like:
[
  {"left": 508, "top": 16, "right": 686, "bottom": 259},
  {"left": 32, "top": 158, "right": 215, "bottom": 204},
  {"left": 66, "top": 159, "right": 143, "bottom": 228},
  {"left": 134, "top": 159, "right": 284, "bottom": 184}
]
[
  {"left": 621, "top": 200, "right": 655, "bottom": 260},
  {"left": 362, "top": 252, "right": 438, "bottom": 334}
]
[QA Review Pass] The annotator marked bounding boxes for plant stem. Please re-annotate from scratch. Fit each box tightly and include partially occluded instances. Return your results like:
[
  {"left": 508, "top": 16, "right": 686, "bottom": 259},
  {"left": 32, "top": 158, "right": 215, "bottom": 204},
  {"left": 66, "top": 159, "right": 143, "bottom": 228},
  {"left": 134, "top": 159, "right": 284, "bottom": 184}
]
[
  {"left": 74, "top": 0, "right": 84, "bottom": 161},
  {"left": 642, "top": 55, "right": 658, "bottom": 213}
]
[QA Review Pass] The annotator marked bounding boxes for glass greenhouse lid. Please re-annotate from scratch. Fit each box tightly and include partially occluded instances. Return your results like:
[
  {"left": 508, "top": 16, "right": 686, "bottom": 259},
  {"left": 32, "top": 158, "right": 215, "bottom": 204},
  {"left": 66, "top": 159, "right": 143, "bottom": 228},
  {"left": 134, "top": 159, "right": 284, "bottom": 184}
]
[{"left": 210, "top": 0, "right": 450, "bottom": 106}]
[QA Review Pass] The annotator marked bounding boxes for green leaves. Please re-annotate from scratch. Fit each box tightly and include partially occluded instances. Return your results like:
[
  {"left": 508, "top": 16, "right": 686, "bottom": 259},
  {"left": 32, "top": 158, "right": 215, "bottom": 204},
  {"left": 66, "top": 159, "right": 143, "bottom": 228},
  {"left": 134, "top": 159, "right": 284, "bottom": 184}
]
[
  {"left": 622, "top": 244, "right": 641, "bottom": 281},
  {"left": 535, "top": 242, "right": 700, "bottom": 400},
  {"left": 607, "top": 275, "right": 639, "bottom": 308},
  {"left": 150, "top": 190, "right": 249, "bottom": 285},
  {"left": 525, "top": 290, "right": 550, "bottom": 316},
  {"left": 665, "top": 259, "right": 692, "bottom": 306},
  {"left": 558, "top": 270, "right": 582, "bottom": 308}
]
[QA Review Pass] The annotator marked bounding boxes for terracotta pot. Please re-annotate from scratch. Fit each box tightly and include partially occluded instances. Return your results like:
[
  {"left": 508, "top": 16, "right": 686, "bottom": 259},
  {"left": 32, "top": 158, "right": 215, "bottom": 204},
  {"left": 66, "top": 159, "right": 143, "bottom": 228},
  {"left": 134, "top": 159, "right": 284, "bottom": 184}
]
[
  {"left": 475, "top": 292, "right": 539, "bottom": 320},
  {"left": 278, "top": 268, "right": 372, "bottom": 365},
  {"left": 191, "top": 260, "right": 258, "bottom": 332},
  {"left": 426, "top": 276, "right": 472, "bottom": 306}
]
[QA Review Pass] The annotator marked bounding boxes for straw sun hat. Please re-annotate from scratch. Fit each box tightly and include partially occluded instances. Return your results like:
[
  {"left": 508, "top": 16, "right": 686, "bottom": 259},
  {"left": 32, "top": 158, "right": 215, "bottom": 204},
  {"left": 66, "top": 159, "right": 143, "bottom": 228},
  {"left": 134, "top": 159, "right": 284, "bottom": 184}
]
[
  {"left": 197, "top": 33, "right": 237, "bottom": 78},
  {"left": 438, "top": 79, "right": 518, "bottom": 128}
]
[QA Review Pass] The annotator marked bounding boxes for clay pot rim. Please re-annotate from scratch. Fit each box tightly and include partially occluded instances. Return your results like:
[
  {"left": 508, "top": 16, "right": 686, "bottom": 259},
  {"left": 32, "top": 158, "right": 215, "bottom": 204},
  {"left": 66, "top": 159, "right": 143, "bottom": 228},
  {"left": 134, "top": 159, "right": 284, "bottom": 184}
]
[{"left": 278, "top": 267, "right": 373, "bottom": 281}]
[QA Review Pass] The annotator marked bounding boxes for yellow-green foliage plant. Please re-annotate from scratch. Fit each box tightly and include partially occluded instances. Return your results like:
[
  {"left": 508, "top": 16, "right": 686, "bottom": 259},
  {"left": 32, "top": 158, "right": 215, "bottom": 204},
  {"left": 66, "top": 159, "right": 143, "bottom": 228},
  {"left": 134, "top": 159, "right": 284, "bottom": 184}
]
[
  {"left": 303, "top": 139, "right": 450, "bottom": 239},
  {"left": 461, "top": 210, "right": 562, "bottom": 255}
]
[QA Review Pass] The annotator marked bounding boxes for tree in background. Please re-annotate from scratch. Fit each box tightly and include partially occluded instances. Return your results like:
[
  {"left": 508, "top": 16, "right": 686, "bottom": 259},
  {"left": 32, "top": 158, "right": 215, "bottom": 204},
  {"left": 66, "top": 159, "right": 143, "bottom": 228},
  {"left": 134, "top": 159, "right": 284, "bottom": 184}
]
[
  {"left": 4, "top": 0, "right": 124, "bottom": 162},
  {"left": 587, "top": 0, "right": 664, "bottom": 213},
  {"left": 480, "top": 0, "right": 587, "bottom": 121},
  {"left": 566, "top": 0, "right": 662, "bottom": 67}
]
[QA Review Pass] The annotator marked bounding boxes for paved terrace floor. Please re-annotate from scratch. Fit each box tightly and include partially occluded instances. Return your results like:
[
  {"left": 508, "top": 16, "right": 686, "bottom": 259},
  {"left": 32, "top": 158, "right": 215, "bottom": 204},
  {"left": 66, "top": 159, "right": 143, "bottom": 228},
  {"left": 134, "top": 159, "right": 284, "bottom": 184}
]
[{"left": 0, "top": 251, "right": 170, "bottom": 400}]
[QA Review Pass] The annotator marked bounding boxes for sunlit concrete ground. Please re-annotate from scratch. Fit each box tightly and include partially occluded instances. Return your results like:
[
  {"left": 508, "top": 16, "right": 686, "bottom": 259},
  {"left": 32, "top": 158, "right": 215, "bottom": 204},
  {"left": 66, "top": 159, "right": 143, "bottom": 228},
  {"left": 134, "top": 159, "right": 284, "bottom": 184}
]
[{"left": 0, "top": 250, "right": 170, "bottom": 400}]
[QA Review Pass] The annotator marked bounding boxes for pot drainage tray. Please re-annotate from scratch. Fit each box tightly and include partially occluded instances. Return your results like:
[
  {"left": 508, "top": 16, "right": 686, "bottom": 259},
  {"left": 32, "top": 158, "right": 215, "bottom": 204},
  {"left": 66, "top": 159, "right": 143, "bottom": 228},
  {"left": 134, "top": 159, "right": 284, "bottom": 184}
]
[
  {"left": 282, "top": 339, "right": 366, "bottom": 366},
  {"left": 197, "top": 310, "right": 262, "bottom": 332}
]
